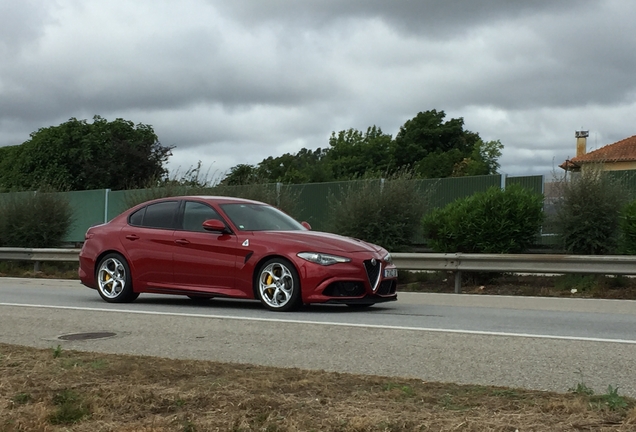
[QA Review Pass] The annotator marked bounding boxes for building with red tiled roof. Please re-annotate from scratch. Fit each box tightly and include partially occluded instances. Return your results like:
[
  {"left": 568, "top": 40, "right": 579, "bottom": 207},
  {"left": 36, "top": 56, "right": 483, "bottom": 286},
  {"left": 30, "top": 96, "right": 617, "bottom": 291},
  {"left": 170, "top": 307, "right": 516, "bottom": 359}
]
[{"left": 560, "top": 133, "right": 636, "bottom": 172}]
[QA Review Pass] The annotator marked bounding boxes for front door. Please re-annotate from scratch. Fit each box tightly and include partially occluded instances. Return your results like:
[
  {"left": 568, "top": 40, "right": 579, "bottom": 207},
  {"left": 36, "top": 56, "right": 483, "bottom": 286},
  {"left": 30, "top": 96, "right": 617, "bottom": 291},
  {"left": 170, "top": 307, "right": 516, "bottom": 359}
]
[{"left": 172, "top": 201, "right": 243, "bottom": 296}]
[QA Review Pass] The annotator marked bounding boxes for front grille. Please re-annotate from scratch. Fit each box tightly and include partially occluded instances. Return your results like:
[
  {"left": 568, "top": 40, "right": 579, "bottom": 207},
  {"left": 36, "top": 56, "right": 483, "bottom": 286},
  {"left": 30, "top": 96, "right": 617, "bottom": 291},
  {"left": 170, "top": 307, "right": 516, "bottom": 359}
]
[
  {"left": 377, "top": 280, "right": 396, "bottom": 295},
  {"left": 363, "top": 259, "right": 381, "bottom": 291},
  {"left": 323, "top": 282, "right": 366, "bottom": 297}
]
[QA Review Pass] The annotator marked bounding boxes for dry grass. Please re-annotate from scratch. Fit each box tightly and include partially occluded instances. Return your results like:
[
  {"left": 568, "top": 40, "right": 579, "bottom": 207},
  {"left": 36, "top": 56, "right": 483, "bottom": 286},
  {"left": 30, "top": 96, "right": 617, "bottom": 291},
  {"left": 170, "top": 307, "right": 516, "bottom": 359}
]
[
  {"left": 399, "top": 272, "right": 636, "bottom": 300},
  {"left": 1, "top": 343, "right": 635, "bottom": 431}
]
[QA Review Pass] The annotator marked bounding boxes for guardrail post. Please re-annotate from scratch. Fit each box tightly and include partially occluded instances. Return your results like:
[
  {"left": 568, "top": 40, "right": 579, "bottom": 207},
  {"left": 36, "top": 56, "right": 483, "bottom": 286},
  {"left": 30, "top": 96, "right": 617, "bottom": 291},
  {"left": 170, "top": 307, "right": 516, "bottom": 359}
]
[
  {"left": 34, "top": 261, "right": 41, "bottom": 273},
  {"left": 454, "top": 271, "right": 462, "bottom": 294}
]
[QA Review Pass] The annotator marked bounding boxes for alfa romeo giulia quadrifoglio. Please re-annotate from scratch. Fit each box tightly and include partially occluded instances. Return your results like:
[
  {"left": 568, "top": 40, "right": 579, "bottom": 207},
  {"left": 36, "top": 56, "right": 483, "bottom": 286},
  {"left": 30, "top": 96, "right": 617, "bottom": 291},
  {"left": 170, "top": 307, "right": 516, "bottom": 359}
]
[{"left": 79, "top": 196, "right": 398, "bottom": 311}]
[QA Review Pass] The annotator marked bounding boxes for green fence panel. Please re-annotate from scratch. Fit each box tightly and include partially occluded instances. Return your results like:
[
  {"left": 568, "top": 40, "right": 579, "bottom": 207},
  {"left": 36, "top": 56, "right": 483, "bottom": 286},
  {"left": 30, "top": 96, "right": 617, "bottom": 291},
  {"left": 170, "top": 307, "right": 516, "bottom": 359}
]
[
  {"left": 107, "top": 189, "right": 142, "bottom": 220},
  {"left": 0, "top": 191, "right": 33, "bottom": 206},
  {"left": 416, "top": 175, "right": 502, "bottom": 209},
  {"left": 0, "top": 173, "right": 577, "bottom": 247},
  {"left": 505, "top": 175, "right": 544, "bottom": 194},
  {"left": 607, "top": 170, "right": 636, "bottom": 202},
  {"left": 283, "top": 180, "right": 382, "bottom": 232},
  {"left": 61, "top": 189, "right": 108, "bottom": 243}
]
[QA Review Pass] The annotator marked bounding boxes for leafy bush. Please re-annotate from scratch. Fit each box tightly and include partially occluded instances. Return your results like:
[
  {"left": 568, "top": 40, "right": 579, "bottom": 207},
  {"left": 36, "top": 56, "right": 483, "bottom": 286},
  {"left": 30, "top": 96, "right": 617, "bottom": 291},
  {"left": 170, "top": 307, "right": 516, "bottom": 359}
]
[
  {"left": 326, "top": 172, "right": 428, "bottom": 251},
  {"left": 422, "top": 184, "right": 544, "bottom": 253},
  {"left": 553, "top": 169, "right": 624, "bottom": 254},
  {"left": 619, "top": 199, "right": 636, "bottom": 254},
  {"left": 0, "top": 192, "right": 73, "bottom": 247}
]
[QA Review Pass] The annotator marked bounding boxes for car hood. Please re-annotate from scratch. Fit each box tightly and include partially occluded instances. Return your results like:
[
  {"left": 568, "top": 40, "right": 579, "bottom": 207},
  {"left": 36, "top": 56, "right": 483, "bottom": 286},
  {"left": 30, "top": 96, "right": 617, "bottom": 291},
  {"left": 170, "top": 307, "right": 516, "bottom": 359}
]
[{"left": 254, "top": 230, "right": 384, "bottom": 254}]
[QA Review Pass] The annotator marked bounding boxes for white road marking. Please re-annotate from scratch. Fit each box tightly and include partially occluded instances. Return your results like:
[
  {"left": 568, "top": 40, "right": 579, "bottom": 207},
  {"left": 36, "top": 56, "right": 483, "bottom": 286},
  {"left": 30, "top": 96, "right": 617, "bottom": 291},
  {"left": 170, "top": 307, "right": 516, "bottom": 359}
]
[{"left": 2, "top": 302, "right": 636, "bottom": 345}]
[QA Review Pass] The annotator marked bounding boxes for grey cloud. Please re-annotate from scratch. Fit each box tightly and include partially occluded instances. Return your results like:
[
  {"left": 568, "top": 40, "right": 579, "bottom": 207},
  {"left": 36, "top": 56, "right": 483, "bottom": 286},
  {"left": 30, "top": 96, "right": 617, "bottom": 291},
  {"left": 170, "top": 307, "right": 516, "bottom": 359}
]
[
  {"left": 1, "top": 0, "right": 635, "bottom": 181},
  {"left": 214, "top": 0, "right": 597, "bottom": 37},
  {"left": 0, "top": 0, "right": 53, "bottom": 53}
]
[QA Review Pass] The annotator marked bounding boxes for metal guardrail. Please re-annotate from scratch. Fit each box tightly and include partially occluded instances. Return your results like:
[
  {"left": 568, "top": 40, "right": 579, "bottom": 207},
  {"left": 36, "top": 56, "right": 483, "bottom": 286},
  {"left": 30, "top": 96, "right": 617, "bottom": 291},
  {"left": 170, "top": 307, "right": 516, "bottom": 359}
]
[
  {"left": 1, "top": 248, "right": 635, "bottom": 293},
  {"left": 0, "top": 248, "right": 81, "bottom": 272},
  {"left": 392, "top": 252, "right": 636, "bottom": 293}
]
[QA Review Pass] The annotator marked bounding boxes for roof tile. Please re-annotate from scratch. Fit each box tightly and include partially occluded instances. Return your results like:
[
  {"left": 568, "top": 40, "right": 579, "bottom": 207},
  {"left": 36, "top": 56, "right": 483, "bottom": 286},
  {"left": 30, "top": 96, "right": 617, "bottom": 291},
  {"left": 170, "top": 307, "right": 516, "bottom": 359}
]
[{"left": 570, "top": 135, "right": 636, "bottom": 163}]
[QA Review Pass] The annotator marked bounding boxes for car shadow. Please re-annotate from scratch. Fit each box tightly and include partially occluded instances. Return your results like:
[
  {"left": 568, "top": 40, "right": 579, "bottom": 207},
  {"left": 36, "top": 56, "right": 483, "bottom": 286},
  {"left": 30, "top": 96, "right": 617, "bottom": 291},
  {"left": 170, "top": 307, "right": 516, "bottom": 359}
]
[{"left": 91, "top": 294, "right": 393, "bottom": 313}]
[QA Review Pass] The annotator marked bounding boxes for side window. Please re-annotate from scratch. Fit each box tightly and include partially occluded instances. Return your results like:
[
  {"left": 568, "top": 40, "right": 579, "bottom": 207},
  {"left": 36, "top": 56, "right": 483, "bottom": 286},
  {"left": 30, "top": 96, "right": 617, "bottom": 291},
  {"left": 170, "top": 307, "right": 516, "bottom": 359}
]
[
  {"left": 142, "top": 201, "right": 179, "bottom": 229},
  {"left": 182, "top": 201, "right": 222, "bottom": 232},
  {"left": 129, "top": 207, "right": 145, "bottom": 226}
]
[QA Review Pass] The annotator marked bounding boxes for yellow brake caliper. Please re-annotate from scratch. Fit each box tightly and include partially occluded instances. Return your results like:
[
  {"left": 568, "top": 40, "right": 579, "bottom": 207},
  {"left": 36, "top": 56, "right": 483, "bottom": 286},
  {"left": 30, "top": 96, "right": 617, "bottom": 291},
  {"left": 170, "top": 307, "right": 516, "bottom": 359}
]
[{"left": 265, "top": 274, "right": 274, "bottom": 297}]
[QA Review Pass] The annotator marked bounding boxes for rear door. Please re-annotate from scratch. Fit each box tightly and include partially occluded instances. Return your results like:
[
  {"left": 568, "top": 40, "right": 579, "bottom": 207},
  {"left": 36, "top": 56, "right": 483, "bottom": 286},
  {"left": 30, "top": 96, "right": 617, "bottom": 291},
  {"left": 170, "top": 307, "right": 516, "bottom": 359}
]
[
  {"left": 172, "top": 200, "right": 241, "bottom": 295},
  {"left": 120, "top": 200, "right": 179, "bottom": 289}
]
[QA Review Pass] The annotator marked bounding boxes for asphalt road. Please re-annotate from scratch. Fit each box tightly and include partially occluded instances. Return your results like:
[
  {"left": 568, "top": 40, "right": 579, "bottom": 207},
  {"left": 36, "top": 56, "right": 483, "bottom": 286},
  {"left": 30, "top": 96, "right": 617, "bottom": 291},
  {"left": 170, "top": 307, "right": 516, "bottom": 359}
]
[{"left": 1, "top": 277, "right": 635, "bottom": 397}]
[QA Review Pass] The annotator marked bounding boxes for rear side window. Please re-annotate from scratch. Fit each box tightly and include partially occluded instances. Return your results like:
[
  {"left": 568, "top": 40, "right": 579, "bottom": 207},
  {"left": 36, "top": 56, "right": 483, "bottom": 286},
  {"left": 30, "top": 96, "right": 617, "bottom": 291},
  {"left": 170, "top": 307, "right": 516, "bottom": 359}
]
[
  {"left": 133, "top": 201, "right": 178, "bottom": 229},
  {"left": 129, "top": 208, "right": 145, "bottom": 226}
]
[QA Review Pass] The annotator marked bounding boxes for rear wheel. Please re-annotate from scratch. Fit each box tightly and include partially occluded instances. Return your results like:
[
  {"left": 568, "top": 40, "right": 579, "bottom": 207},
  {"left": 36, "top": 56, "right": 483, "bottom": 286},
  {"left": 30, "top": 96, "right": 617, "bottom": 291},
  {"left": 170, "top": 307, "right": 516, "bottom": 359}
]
[
  {"left": 256, "top": 258, "right": 301, "bottom": 312},
  {"left": 96, "top": 253, "right": 138, "bottom": 303}
]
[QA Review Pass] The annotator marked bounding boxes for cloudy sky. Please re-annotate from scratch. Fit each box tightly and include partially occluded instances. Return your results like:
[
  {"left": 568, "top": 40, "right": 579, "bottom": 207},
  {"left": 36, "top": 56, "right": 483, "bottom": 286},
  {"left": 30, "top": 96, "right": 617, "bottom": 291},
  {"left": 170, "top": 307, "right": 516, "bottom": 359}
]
[{"left": 1, "top": 0, "right": 635, "bottom": 182}]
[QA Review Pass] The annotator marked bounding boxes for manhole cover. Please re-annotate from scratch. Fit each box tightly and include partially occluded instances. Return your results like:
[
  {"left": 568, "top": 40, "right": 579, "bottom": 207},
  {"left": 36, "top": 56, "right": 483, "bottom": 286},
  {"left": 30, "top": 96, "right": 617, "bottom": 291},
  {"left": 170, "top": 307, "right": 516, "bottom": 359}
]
[{"left": 58, "top": 332, "right": 117, "bottom": 341}]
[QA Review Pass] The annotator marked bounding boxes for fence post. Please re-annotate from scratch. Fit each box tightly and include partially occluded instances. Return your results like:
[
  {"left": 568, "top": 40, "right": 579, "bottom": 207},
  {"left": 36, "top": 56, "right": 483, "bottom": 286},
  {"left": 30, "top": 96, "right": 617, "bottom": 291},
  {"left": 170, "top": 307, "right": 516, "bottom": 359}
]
[
  {"left": 276, "top": 182, "right": 281, "bottom": 207},
  {"left": 104, "top": 189, "right": 110, "bottom": 223},
  {"left": 454, "top": 271, "right": 462, "bottom": 294}
]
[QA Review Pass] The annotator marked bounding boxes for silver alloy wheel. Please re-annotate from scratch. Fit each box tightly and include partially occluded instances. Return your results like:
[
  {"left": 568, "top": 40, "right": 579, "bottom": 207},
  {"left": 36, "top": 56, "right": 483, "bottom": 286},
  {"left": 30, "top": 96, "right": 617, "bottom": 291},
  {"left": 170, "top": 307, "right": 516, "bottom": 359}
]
[
  {"left": 258, "top": 262, "right": 294, "bottom": 309},
  {"left": 97, "top": 257, "right": 127, "bottom": 299}
]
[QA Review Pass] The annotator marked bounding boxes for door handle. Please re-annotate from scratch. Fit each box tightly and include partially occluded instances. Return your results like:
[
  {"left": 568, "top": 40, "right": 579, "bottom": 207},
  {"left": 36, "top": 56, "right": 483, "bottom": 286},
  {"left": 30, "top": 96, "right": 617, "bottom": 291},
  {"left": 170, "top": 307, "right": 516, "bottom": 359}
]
[
  {"left": 175, "top": 239, "right": 190, "bottom": 245},
  {"left": 125, "top": 234, "right": 139, "bottom": 241}
]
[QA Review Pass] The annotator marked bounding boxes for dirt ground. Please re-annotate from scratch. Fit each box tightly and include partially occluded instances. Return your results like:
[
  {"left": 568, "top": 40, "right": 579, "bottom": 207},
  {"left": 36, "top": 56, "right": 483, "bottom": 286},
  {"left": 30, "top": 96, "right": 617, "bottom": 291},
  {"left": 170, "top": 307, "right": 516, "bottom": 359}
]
[
  {"left": 398, "top": 272, "right": 636, "bottom": 300},
  {"left": 1, "top": 343, "right": 635, "bottom": 432}
]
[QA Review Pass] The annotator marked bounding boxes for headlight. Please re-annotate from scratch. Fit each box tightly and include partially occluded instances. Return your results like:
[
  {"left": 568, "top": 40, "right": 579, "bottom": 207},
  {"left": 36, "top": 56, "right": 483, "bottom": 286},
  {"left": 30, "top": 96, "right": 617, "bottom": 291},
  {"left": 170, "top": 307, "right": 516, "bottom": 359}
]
[
  {"left": 297, "top": 252, "right": 351, "bottom": 266},
  {"left": 383, "top": 253, "right": 393, "bottom": 264}
]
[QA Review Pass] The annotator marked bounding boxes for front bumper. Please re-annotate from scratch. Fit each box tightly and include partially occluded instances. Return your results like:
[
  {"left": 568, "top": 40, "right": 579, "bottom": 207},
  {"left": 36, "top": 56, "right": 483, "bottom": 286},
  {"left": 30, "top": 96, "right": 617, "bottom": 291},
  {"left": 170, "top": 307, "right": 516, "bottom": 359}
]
[
  {"left": 296, "top": 252, "right": 399, "bottom": 304},
  {"left": 324, "top": 294, "right": 398, "bottom": 305}
]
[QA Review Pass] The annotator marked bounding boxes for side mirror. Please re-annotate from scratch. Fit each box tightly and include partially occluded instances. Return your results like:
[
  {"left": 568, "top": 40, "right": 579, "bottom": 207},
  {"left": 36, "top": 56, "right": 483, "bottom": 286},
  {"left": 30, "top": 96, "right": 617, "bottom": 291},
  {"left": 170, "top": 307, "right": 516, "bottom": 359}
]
[
  {"left": 202, "top": 219, "right": 230, "bottom": 233},
  {"left": 301, "top": 221, "right": 311, "bottom": 230}
]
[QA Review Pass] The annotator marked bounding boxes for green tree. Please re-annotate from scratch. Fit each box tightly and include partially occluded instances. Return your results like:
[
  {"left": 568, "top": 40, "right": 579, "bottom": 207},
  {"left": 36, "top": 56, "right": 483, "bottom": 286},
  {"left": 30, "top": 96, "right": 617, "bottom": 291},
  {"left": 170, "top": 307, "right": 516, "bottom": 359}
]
[
  {"left": 391, "top": 109, "right": 482, "bottom": 177},
  {"left": 451, "top": 139, "right": 504, "bottom": 177},
  {"left": 221, "top": 164, "right": 260, "bottom": 186},
  {"left": 554, "top": 169, "right": 625, "bottom": 254},
  {"left": 221, "top": 147, "right": 332, "bottom": 185},
  {"left": 256, "top": 148, "right": 332, "bottom": 184},
  {"left": 0, "top": 116, "right": 173, "bottom": 191},
  {"left": 219, "top": 109, "right": 503, "bottom": 185},
  {"left": 327, "top": 126, "right": 392, "bottom": 179}
]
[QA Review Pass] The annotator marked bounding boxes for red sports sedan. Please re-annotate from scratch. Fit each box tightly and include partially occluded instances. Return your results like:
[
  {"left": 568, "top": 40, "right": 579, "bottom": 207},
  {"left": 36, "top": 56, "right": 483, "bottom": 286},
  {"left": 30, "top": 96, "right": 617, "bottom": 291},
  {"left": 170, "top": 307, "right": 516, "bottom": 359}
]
[{"left": 79, "top": 196, "right": 398, "bottom": 311}]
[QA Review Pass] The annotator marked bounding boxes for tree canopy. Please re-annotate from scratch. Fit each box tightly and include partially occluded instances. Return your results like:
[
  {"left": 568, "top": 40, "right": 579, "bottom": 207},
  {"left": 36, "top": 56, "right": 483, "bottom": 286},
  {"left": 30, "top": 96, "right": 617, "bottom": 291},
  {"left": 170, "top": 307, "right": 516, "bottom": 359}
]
[
  {"left": 0, "top": 116, "right": 173, "bottom": 191},
  {"left": 220, "top": 109, "right": 503, "bottom": 185}
]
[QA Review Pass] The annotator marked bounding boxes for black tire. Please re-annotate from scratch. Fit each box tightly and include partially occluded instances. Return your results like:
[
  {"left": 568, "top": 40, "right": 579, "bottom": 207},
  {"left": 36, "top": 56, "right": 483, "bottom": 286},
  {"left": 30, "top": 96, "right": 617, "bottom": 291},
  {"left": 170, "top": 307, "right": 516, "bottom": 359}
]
[
  {"left": 256, "top": 258, "right": 302, "bottom": 312},
  {"left": 95, "top": 253, "right": 139, "bottom": 303}
]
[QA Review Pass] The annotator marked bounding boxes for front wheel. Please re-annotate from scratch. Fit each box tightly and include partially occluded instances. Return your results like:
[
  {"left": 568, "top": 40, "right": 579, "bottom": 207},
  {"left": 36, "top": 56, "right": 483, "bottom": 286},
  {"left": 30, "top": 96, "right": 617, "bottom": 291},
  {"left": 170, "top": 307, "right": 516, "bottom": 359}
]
[
  {"left": 96, "top": 253, "right": 138, "bottom": 303},
  {"left": 256, "top": 258, "right": 301, "bottom": 312}
]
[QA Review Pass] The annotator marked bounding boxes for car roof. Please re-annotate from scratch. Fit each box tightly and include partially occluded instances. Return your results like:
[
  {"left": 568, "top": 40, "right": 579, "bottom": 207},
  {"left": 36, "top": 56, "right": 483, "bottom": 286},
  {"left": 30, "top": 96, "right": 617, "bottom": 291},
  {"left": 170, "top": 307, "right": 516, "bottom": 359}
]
[{"left": 139, "top": 195, "right": 267, "bottom": 206}]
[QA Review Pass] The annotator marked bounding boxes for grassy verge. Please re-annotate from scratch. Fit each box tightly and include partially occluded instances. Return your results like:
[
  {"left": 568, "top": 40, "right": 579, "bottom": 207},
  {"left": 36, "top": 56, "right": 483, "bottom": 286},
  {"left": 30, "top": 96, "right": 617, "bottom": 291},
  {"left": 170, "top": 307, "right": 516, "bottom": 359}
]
[
  {"left": 398, "top": 271, "right": 636, "bottom": 299},
  {"left": 1, "top": 343, "right": 635, "bottom": 431},
  {"left": 0, "top": 261, "right": 78, "bottom": 279}
]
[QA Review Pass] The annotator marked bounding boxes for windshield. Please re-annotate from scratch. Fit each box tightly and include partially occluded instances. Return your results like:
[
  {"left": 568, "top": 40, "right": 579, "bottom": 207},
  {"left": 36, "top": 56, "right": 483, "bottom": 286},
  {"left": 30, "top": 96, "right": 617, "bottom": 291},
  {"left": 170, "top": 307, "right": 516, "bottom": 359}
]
[{"left": 220, "top": 203, "right": 305, "bottom": 231}]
